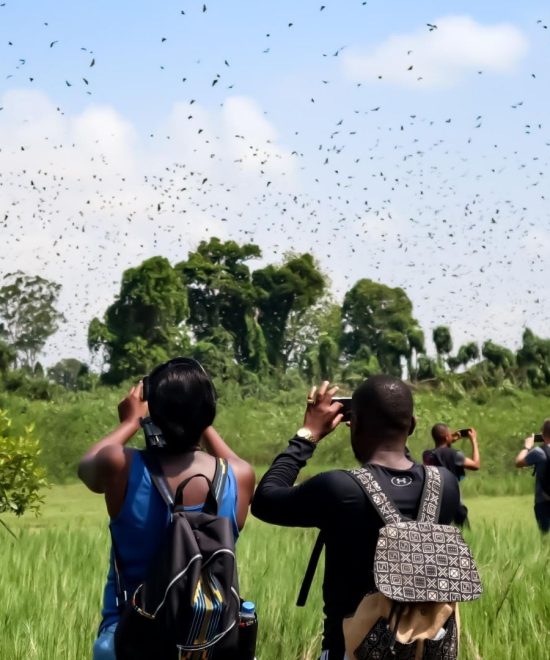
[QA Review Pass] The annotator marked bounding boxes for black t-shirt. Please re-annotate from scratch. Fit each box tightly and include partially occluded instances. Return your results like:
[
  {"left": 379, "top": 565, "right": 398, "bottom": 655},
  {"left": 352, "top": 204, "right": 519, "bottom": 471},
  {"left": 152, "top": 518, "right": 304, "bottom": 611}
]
[
  {"left": 251, "top": 438, "right": 460, "bottom": 658},
  {"left": 423, "top": 446, "right": 465, "bottom": 481}
]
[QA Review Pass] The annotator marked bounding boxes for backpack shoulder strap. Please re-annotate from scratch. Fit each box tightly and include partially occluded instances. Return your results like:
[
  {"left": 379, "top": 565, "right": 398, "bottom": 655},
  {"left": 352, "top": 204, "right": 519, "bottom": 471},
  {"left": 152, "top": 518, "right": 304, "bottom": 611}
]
[
  {"left": 141, "top": 449, "right": 174, "bottom": 507},
  {"left": 347, "top": 466, "right": 404, "bottom": 525},
  {"left": 296, "top": 531, "right": 325, "bottom": 607},
  {"left": 540, "top": 445, "right": 550, "bottom": 462},
  {"left": 211, "top": 457, "right": 230, "bottom": 508},
  {"left": 142, "top": 452, "right": 230, "bottom": 510},
  {"left": 416, "top": 466, "right": 444, "bottom": 523}
]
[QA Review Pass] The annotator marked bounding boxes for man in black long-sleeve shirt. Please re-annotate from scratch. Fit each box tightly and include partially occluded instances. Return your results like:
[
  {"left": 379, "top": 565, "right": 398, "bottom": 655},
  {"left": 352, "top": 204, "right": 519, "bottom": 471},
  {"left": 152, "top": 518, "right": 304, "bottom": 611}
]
[{"left": 252, "top": 375, "right": 460, "bottom": 659}]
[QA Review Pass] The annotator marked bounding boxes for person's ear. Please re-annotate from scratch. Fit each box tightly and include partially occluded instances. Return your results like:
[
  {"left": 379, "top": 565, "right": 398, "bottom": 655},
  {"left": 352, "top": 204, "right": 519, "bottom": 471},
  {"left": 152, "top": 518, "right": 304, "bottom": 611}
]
[{"left": 408, "top": 416, "right": 416, "bottom": 437}]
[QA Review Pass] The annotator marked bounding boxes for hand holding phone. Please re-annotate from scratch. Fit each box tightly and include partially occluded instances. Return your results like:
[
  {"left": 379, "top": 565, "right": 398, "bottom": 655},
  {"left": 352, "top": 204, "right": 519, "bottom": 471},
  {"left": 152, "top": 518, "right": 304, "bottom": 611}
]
[{"left": 332, "top": 396, "right": 352, "bottom": 422}]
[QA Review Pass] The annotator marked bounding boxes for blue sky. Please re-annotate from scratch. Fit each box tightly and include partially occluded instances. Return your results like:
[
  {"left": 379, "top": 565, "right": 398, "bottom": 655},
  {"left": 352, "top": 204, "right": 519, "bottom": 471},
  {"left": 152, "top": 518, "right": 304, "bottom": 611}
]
[{"left": 1, "top": 1, "right": 549, "bottom": 364}]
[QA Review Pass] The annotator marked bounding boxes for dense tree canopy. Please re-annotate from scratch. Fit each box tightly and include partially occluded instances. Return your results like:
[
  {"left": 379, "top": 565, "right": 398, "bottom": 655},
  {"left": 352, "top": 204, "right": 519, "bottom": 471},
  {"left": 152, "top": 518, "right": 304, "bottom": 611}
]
[
  {"left": 6, "top": 240, "right": 550, "bottom": 394},
  {"left": 0, "top": 272, "right": 64, "bottom": 368},
  {"left": 88, "top": 256, "right": 189, "bottom": 383},
  {"left": 48, "top": 358, "right": 92, "bottom": 391},
  {"left": 176, "top": 238, "right": 266, "bottom": 371},
  {"left": 516, "top": 329, "right": 550, "bottom": 387},
  {"left": 0, "top": 340, "right": 16, "bottom": 373},
  {"left": 482, "top": 340, "right": 516, "bottom": 371},
  {"left": 341, "top": 279, "right": 424, "bottom": 377},
  {"left": 448, "top": 342, "right": 480, "bottom": 372},
  {"left": 253, "top": 253, "right": 326, "bottom": 368},
  {"left": 433, "top": 326, "right": 453, "bottom": 364}
]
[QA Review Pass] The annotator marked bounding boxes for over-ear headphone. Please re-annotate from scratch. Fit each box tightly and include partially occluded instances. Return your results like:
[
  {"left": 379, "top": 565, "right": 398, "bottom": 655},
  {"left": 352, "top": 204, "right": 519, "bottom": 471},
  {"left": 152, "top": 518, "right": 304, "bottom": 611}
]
[{"left": 142, "top": 356, "right": 215, "bottom": 402}]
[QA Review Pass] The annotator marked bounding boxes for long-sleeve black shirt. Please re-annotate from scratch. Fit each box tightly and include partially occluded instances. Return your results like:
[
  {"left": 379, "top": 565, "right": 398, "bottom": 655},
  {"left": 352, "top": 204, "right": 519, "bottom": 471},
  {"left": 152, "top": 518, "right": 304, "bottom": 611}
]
[{"left": 251, "top": 437, "right": 460, "bottom": 659}]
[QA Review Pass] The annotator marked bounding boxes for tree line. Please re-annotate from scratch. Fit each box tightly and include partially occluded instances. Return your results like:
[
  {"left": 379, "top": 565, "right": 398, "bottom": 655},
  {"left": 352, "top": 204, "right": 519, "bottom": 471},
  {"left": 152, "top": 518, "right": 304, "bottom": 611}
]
[{"left": 1, "top": 237, "right": 550, "bottom": 398}]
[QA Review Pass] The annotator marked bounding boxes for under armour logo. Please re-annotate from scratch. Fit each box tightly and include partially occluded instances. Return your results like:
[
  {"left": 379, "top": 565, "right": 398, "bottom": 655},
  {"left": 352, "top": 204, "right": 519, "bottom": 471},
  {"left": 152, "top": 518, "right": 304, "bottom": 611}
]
[{"left": 391, "top": 476, "right": 413, "bottom": 487}]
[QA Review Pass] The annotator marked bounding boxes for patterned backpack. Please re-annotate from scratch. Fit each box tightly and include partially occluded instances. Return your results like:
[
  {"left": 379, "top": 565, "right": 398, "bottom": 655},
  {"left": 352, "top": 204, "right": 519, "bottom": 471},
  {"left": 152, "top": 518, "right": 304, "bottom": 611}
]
[{"left": 343, "top": 466, "right": 482, "bottom": 659}]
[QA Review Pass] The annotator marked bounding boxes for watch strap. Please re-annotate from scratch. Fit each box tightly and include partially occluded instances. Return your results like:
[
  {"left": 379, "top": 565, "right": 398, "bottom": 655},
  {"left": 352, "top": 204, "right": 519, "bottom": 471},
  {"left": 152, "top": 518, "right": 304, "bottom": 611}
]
[{"left": 296, "top": 427, "right": 318, "bottom": 444}]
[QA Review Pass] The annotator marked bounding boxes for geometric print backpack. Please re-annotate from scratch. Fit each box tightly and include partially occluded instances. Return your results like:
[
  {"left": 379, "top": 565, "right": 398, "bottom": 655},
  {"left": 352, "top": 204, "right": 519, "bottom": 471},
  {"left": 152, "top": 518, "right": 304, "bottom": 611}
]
[{"left": 343, "top": 466, "right": 482, "bottom": 660}]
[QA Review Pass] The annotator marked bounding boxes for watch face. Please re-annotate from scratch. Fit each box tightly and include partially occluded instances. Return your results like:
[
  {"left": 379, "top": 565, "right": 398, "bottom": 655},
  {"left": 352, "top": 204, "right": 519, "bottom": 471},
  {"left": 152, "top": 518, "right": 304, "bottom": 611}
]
[{"left": 297, "top": 428, "right": 313, "bottom": 441}]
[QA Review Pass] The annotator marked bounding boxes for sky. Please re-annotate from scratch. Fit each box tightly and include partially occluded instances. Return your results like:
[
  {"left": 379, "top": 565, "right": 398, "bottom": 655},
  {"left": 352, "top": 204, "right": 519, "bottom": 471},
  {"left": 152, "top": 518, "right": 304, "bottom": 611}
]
[{"left": 1, "top": 0, "right": 550, "bottom": 366}]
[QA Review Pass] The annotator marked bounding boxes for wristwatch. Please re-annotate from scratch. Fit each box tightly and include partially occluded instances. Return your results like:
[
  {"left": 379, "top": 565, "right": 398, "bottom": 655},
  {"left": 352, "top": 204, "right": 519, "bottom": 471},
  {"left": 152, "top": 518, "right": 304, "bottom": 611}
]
[{"left": 296, "top": 427, "right": 319, "bottom": 444}]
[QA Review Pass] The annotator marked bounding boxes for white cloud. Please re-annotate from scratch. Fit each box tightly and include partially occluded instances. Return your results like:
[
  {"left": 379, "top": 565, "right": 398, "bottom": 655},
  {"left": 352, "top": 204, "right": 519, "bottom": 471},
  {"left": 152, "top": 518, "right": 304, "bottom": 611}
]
[
  {"left": 343, "top": 16, "right": 528, "bottom": 88},
  {"left": 223, "top": 96, "right": 291, "bottom": 175},
  {"left": 0, "top": 90, "right": 297, "bottom": 365}
]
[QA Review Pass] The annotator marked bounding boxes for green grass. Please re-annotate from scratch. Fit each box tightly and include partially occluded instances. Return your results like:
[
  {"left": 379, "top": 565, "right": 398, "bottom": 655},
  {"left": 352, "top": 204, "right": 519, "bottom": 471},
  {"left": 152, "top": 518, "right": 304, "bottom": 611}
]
[
  {"left": 1, "top": 485, "right": 549, "bottom": 659},
  {"left": 1, "top": 383, "right": 549, "bottom": 657}
]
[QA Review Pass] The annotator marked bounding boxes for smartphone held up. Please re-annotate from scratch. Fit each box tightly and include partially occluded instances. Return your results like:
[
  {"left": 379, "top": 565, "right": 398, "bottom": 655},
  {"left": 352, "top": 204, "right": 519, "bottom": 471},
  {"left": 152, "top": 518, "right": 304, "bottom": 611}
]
[{"left": 332, "top": 396, "right": 352, "bottom": 422}]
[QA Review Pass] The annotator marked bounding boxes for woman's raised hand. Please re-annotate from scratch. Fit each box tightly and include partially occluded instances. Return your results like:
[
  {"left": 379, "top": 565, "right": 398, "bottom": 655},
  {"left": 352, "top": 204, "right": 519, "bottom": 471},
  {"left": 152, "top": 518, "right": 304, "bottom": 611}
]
[{"left": 118, "top": 381, "right": 148, "bottom": 425}]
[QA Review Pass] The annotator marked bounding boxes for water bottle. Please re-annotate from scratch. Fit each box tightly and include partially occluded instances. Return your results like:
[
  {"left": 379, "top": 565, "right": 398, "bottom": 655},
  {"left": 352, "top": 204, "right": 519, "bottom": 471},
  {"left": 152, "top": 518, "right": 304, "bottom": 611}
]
[{"left": 237, "top": 600, "right": 258, "bottom": 660}]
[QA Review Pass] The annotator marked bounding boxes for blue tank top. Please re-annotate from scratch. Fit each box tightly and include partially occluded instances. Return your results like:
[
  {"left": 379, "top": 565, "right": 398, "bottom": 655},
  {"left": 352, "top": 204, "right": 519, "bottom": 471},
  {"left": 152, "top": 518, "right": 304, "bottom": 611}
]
[{"left": 100, "top": 450, "right": 239, "bottom": 631}]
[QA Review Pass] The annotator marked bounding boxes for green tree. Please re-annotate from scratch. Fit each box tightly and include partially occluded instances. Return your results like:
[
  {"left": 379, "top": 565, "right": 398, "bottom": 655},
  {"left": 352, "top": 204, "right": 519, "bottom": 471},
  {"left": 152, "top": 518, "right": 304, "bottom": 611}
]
[
  {"left": 0, "top": 339, "right": 16, "bottom": 373},
  {"left": 482, "top": 340, "right": 516, "bottom": 374},
  {"left": 433, "top": 326, "right": 453, "bottom": 367},
  {"left": 416, "top": 355, "right": 438, "bottom": 381},
  {"left": 48, "top": 358, "right": 91, "bottom": 391},
  {"left": 253, "top": 254, "right": 326, "bottom": 369},
  {"left": 176, "top": 238, "right": 266, "bottom": 371},
  {"left": 342, "top": 346, "right": 381, "bottom": 387},
  {"left": 406, "top": 326, "right": 426, "bottom": 381},
  {"left": 516, "top": 329, "right": 550, "bottom": 386},
  {"left": 89, "top": 257, "right": 189, "bottom": 383},
  {"left": 0, "top": 272, "right": 64, "bottom": 368},
  {"left": 284, "top": 300, "right": 341, "bottom": 379},
  {"left": 0, "top": 409, "right": 48, "bottom": 536},
  {"left": 448, "top": 342, "right": 480, "bottom": 372},
  {"left": 341, "top": 279, "right": 423, "bottom": 377}
]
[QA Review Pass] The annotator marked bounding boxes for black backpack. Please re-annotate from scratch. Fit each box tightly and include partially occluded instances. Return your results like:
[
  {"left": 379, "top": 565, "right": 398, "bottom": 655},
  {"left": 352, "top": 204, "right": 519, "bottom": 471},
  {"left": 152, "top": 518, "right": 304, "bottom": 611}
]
[
  {"left": 539, "top": 445, "right": 550, "bottom": 499},
  {"left": 113, "top": 451, "right": 240, "bottom": 660}
]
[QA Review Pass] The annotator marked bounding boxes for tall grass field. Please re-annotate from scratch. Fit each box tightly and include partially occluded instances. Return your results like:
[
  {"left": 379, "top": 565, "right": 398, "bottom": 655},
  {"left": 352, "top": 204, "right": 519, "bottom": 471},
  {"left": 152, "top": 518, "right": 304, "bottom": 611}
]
[
  {"left": 1, "top": 484, "right": 549, "bottom": 659},
  {"left": 2, "top": 384, "right": 550, "bottom": 657},
  {"left": 1, "top": 383, "right": 549, "bottom": 492}
]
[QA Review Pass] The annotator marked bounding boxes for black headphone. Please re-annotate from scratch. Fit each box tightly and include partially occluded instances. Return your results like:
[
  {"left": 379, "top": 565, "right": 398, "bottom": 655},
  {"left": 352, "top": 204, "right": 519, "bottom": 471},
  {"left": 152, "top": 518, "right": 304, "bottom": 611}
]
[{"left": 142, "top": 356, "right": 216, "bottom": 402}]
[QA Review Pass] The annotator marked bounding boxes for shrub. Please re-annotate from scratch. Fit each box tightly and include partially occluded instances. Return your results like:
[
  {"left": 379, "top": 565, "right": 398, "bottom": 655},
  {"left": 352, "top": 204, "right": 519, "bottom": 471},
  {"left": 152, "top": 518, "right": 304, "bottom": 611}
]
[{"left": 0, "top": 409, "right": 48, "bottom": 535}]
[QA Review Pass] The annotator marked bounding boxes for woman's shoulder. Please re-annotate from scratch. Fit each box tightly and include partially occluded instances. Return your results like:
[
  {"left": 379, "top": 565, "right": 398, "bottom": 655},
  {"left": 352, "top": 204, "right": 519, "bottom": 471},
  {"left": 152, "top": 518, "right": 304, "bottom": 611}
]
[
  {"left": 226, "top": 455, "right": 255, "bottom": 487},
  {"left": 95, "top": 444, "right": 134, "bottom": 479}
]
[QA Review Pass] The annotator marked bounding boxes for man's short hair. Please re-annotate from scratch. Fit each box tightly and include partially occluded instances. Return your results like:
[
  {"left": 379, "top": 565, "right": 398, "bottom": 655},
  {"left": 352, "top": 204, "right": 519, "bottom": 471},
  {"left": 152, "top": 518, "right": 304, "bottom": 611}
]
[
  {"left": 431, "top": 423, "right": 449, "bottom": 445},
  {"left": 542, "top": 419, "right": 550, "bottom": 438},
  {"left": 352, "top": 375, "right": 413, "bottom": 434}
]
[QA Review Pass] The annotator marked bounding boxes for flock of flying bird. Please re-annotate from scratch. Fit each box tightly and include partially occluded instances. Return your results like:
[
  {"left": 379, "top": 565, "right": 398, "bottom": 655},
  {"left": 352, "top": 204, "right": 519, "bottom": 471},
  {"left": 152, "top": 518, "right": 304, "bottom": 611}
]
[{"left": 0, "top": 2, "right": 549, "bottom": 362}]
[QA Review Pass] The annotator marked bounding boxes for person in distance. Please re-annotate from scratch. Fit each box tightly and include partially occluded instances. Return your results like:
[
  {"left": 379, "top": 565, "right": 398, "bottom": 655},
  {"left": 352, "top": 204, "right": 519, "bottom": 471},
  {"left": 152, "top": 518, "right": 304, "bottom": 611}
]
[
  {"left": 251, "top": 375, "right": 460, "bottom": 660},
  {"left": 422, "top": 424, "right": 480, "bottom": 527},
  {"left": 78, "top": 358, "right": 255, "bottom": 660},
  {"left": 515, "top": 419, "right": 550, "bottom": 533}
]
